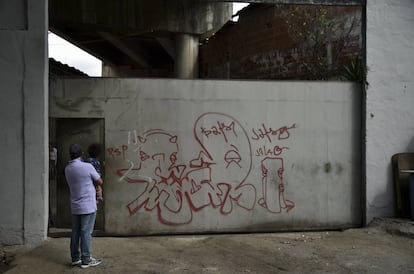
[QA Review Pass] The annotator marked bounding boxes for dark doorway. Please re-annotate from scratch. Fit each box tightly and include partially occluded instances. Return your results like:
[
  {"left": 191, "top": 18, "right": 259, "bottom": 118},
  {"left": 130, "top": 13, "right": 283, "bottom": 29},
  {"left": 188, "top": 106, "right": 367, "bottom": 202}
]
[{"left": 54, "top": 118, "right": 105, "bottom": 231}]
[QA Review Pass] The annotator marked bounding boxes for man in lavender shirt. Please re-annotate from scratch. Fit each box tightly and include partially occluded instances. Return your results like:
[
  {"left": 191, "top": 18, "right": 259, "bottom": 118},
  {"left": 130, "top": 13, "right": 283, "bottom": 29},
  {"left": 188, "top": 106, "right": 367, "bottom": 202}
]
[{"left": 65, "top": 144, "right": 103, "bottom": 268}]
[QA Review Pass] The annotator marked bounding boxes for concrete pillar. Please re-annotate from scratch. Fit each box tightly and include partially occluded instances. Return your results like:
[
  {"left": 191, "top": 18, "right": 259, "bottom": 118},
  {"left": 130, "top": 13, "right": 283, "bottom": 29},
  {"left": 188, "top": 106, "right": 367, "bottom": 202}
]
[
  {"left": 0, "top": 0, "right": 48, "bottom": 246},
  {"left": 365, "top": 0, "right": 414, "bottom": 223},
  {"left": 174, "top": 34, "right": 199, "bottom": 79}
]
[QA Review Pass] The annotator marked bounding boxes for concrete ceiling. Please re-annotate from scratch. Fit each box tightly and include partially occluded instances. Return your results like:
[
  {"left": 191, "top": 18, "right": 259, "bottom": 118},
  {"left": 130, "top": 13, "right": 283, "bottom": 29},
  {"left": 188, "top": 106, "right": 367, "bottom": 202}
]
[{"left": 49, "top": 0, "right": 233, "bottom": 76}]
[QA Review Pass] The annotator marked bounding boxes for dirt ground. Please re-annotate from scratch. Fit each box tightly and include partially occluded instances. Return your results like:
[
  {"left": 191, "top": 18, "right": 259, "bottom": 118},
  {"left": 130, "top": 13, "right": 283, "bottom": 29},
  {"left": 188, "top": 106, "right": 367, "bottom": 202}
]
[{"left": 1, "top": 221, "right": 414, "bottom": 274}]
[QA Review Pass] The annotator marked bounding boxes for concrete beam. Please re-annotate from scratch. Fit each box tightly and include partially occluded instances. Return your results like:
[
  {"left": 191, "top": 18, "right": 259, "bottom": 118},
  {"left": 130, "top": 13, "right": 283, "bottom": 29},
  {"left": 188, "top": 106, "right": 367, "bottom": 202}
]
[
  {"left": 50, "top": 1, "right": 233, "bottom": 34},
  {"left": 99, "top": 32, "right": 151, "bottom": 68},
  {"left": 156, "top": 37, "right": 175, "bottom": 59}
]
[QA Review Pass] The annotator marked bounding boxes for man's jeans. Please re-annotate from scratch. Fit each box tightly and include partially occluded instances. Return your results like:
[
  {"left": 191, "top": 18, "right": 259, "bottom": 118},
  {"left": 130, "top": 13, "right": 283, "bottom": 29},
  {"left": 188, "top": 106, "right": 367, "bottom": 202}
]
[{"left": 71, "top": 212, "right": 96, "bottom": 263}]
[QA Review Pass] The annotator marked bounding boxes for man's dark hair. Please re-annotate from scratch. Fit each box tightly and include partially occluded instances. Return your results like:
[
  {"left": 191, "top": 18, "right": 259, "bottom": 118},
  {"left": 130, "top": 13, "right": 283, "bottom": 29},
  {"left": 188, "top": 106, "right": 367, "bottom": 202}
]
[
  {"left": 69, "top": 144, "right": 83, "bottom": 159},
  {"left": 87, "top": 143, "right": 102, "bottom": 158}
]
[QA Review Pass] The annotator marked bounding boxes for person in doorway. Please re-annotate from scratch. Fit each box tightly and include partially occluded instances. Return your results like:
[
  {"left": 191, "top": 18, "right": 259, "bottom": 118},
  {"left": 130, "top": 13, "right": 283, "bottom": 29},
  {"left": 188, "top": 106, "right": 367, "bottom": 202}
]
[
  {"left": 65, "top": 144, "right": 103, "bottom": 268},
  {"left": 48, "top": 143, "right": 58, "bottom": 227},
  {"left": 84, "top": 143, "right": 104, "bottom": 203},
  {"left": 49, "top": 143, "right": 57, "bottom": 178}
]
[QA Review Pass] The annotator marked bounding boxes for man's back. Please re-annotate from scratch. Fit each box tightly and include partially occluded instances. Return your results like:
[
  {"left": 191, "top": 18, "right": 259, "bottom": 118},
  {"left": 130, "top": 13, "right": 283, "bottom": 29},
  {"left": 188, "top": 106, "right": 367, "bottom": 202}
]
[{"left": 65, "top": 158, "right": 100, "bottom": 215}]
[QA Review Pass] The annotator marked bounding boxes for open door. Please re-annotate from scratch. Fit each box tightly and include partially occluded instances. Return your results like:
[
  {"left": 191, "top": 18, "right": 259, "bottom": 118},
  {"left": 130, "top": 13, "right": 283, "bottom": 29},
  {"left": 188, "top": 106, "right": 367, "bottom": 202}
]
[{"left": 55, "top": 118, "right": 105, "bottom": 230}]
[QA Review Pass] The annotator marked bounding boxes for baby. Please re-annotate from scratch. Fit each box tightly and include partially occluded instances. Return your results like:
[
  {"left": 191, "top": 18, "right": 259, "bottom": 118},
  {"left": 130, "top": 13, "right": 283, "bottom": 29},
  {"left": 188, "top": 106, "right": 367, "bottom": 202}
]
[{"left": 84, "top": 144, "right": 104, "bottom": 203}]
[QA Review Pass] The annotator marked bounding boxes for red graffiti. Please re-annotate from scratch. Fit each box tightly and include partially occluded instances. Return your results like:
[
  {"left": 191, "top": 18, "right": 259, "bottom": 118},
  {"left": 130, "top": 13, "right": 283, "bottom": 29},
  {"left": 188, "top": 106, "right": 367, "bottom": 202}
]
[
  {"left": 255, "top": 145, "right": 289, "bottom": 157},
  {"left": 110, "top": 113, "right": 296, "bottom": 226},
  {"left": 251, "top": 123, "right": 296, "bottom": 142},
  {"left": 258, "top": 157, "right": 295, "bottom": 213},
  {"left": 107, "top": 145, "right": 128, "bottom": 160},
  {"left": 117, "top": 162, "right": 256, "bottom": 226},
  {"left": 200, "top": 120, "right": 236, "bottom": 143}
]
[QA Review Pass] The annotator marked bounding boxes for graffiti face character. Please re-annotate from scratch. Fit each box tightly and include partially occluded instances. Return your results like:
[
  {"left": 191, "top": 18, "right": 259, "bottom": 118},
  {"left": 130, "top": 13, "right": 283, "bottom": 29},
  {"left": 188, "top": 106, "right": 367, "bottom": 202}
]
[
  {"left": 194, "top": 112, "right": 252, "bottom": 183},
  {"left": 224, "top": 144, "right": 242, "bottom": 168},
  {"left": 137, "top": 130, "right": 179, "bottom": 180}
]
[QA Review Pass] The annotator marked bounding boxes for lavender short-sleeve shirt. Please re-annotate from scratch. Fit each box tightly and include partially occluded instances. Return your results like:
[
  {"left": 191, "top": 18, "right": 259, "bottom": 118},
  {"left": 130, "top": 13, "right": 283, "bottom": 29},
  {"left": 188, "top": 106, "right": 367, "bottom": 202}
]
[{"left": 65, "top": 158, "right": 101, "bottom": 215}]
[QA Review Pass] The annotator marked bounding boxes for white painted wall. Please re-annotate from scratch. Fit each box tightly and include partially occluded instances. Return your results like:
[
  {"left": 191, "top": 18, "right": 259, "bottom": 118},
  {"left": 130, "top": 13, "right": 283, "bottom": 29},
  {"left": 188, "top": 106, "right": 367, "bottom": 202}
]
[
  {"left": 366, "top": 0, "right": 414, "bottom": 222},
  {"left": 50, "top": 79, "right": 361, "bottom": 234},
  {"left": 0, "top": 0, "right": 48, "bottom": 245}
]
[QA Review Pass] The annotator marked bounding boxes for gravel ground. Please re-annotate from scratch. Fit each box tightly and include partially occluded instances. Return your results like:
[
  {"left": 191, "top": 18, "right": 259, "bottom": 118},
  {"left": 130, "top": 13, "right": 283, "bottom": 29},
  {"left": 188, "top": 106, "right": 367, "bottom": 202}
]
[{"left": 1, "top": 223, "right": 414, "bottom": 273}]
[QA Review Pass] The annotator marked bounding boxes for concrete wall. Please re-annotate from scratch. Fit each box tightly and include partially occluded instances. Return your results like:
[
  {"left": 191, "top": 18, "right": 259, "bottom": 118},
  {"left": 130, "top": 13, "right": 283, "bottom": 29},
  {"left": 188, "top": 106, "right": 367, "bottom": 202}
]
[
  {"left": 365, "top": 0, "right": 414, "bottom": 222},
  {"left": 50, "top": 79, "right": 361, "bottom": 235},
  {"left": 0, "top": 0, "right": 48, "bottom": 245}
]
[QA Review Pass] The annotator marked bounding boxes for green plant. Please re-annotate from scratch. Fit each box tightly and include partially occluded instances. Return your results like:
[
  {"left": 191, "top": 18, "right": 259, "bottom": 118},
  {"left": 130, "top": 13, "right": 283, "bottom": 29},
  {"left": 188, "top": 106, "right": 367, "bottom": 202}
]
[{"left": 341, "top": 56, "right": 363, "bottom": 82}]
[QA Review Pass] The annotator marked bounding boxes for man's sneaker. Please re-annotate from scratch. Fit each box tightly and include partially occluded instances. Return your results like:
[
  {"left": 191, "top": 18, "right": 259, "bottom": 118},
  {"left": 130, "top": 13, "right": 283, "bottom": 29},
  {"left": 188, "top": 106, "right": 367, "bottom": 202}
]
[
  {"left": 71, "top": 259, "right": 81, "bottom": 266},
  {"left": 80, "top": 258, "right": 102, "bottom": 269}
]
